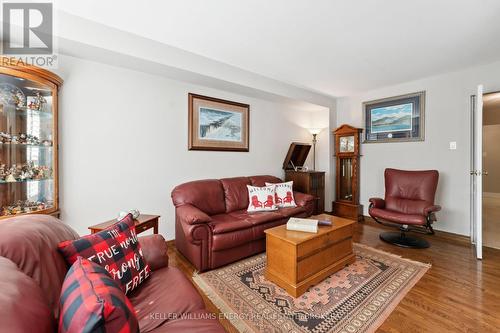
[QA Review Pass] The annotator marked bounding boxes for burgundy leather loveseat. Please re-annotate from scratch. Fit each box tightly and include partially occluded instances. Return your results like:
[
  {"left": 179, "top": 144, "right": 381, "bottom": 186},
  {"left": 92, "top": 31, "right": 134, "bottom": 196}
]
[
  {"left": 0, "top": 215, "right": 224, "bottom": 333},
  {"left": 171, "top": 175, "right": 315, "bottom": 272}
]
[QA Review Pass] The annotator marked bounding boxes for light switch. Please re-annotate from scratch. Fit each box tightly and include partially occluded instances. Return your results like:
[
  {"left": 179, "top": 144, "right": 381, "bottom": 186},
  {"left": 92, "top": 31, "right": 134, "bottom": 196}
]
[{"left": 449, "top": 141, "right": 457, "bottom": 150}]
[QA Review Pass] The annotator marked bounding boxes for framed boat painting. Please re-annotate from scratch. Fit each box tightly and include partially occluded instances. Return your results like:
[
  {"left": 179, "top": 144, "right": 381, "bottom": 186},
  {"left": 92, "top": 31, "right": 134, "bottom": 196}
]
[
  {"left": 363, "top": 91, "right": 425, "bottom": 143},
  {"left": 188, "top": 93, "right": 249, "bottom": 151}
]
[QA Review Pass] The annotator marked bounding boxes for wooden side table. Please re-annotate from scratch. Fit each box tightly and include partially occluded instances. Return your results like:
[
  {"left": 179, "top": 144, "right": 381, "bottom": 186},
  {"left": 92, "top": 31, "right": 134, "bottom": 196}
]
[
  {"left": 285, "top": 170, "right": 325, "bottom": 215},
  {"left": 88, "top": 214, "right": 160, "bottom": 235}
]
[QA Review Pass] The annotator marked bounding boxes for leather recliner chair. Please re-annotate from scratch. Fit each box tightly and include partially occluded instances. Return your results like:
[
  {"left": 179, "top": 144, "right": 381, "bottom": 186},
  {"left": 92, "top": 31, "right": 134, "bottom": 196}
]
[{"left": 368, "top": 168, "right": 441, "bottom": 248}]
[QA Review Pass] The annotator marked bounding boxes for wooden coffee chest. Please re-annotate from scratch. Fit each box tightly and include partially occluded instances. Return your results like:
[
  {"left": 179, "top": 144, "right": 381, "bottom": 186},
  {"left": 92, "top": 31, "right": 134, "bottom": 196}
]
[{"left": 264, "top": 214, "right": 356, "bottom": 297}]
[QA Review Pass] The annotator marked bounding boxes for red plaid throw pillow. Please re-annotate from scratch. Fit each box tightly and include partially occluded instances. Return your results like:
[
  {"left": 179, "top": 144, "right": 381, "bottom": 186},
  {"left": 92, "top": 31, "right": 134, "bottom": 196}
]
[
  {"left": 59, "top": 257, "right": 139, "bottom": 333},
  {"left": 58, "top": 214, "right": 150, "bottom": 294}
]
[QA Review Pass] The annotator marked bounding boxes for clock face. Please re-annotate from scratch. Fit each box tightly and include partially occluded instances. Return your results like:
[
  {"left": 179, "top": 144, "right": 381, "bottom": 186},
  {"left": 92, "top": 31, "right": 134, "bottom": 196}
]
[{"left": 339, "top": 136, "right": 355, "bottom": 153}]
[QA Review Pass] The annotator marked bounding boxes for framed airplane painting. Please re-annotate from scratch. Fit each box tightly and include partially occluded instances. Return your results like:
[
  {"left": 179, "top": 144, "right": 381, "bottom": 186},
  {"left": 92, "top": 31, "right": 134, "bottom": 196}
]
[{"left": 188, "top": 93, "right": 250, "bottom": 151}]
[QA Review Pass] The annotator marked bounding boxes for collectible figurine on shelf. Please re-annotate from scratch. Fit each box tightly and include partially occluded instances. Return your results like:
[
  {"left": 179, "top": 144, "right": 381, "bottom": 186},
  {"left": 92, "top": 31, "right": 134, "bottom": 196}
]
[
  {"left": 0, "top": 161, "right": 52, "bottom": 182},
  {"left": 18, "top": 133, "right": 27, "bottom": 144},
  {"left": 28, "top": 91, "right": 47, "bottom": 111},
  {"left": 30, "top": 135, "right": 41, "bottom": 145},
  {"left": 0, "top": 132, "right": 44, "bottom": 145},
  {"left": 13, "top": 90, "right": 25, "bottom": 108},
  {"left": 5, "top": 174, "right": 16, "bottom": 182},
  {"left": 0, "top": 132, "right": 11, "bottom": 144},
  {"left": 0, "top": 200, "right": 43, "bottom": 216}
]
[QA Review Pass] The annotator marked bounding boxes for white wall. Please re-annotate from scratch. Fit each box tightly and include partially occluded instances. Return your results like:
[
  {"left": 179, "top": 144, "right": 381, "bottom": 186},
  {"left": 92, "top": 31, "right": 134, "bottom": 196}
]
[
  {"left": 336, "top": 60, "right": 500, "bottom": 236},
  {"left": 55, "top": 55, "right": 329, "bottom": 239}
]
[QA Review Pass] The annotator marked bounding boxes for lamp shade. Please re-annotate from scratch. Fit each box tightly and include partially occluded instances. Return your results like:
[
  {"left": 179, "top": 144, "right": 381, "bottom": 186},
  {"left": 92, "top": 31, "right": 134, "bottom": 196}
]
[{"left": 308, "top": 128, "right": 323, "bottom": 135}]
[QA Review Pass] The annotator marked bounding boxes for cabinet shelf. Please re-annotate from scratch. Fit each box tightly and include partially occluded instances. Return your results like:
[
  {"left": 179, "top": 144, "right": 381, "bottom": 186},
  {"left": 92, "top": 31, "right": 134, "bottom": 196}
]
[
  {"left": 0, "top": 178, "right": 53, "bottom": 184},
  {"left": 0, "top": 143, "right": 53, "bottom": 148},
  {"left": 4, "top": 107, "right": 53, "bottom": 119}
]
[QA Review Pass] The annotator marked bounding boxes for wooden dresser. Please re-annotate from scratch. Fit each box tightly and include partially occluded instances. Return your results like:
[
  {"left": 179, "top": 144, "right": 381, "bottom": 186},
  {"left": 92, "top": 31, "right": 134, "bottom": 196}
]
[{"left": 285, "top": 170, "right": 325, "bottom": 215}]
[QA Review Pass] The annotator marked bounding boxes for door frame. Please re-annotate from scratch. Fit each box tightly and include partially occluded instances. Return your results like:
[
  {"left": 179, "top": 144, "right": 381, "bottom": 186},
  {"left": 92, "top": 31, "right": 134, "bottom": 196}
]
[
  {"left": 470, "top": 85, "right": 484, "bottom": 259},
  {"left": 473, "top": 89, "right": 500, "bottom": 256}
]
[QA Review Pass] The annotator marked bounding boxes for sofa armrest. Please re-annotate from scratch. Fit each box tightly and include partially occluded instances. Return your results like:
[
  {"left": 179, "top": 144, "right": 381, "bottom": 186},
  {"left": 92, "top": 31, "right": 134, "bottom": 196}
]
[
  {"left": 138, "top": 234, "right": 169, "bottom": 271},
  {"left": 176, "top": 204, "right": 212, "bottom": 225},
  {"left": 424, "top": 205, "right": 441, "bottom": 216},
  {"left": 369, "top": 198, "right": 385, "bottom": 209},
  {"left": 294, "top": 191, "right": 314, "bottom": 207}
]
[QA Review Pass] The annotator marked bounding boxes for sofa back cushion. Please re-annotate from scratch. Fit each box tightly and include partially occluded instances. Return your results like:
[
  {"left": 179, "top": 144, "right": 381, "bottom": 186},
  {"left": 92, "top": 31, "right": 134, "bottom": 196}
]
[
  {"left": 171, "top": 179, "right": 226, "bottom": 215},
  {"left": 221, "top": 177, "right": 251, "bottom": 212},
  {"left": 249, "top": 175, "right": 282, "bottom": 187},
  {"left": 0, "top": 256, "right": 53, "bottom": 333},
  {"left": 0, "top": 215, "right": 79, "bottom": 320}
]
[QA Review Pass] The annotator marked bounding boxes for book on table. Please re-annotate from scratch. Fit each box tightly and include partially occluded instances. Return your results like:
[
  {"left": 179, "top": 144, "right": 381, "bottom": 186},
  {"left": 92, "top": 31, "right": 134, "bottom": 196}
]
[{"left": 286, "top": 217, "right": 319, "bottom": 233}]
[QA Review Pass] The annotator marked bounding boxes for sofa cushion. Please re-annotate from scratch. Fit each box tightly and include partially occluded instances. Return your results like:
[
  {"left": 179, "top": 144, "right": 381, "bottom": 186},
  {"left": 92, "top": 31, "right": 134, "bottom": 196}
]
[
  {"left": 212, "top": 228, "right": 254, "bottom": 251},
  {"left": 171, "top": 179, "right": 226, "bottom": 215},
  {"left": 252, "top": 218, "right": 288, "bottom": 240},
  {"left": 209, "top": 213, "right": 252, "bottom": 234},
  {"left": 58, "top": 214, "right": 151, "bottom": 294},
  {"left": 0, "top": 257, "right": 53, "bottom": 333},
  {"left": 0, "top": 215, "right": 79, "bottom": 320},
  {"left": 248, "top": 175, "right": 282, "bottom": 187},
  {"left": 220, "top": 177, "right": 251, "bottom": 212},
  {"left": 276, "top": 206, "right": 307, "bottom": 218},
  {"left": 128, "top": 267, "right": 206, "bottom": 333},
  {"left": 237, "top": 210, "right": 284, "bottom": 226},
  {"left": 59, "top": 257, "right": 139, "bottom": 333}
]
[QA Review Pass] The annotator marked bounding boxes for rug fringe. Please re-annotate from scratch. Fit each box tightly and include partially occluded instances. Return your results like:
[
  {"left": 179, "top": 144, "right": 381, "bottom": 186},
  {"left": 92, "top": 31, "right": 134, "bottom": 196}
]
[
  {"left": 354, "top": 242, "right": 432, "bottom": 268},
  {"left": 192, "top": 273, "right": 255, "bottom": 333}
]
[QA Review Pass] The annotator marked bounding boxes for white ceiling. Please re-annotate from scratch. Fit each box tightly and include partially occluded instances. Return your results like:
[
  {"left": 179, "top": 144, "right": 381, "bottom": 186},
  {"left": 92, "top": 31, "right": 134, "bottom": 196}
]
[{"left": 57, "top": 0, "right": 500, "bottom": 97}]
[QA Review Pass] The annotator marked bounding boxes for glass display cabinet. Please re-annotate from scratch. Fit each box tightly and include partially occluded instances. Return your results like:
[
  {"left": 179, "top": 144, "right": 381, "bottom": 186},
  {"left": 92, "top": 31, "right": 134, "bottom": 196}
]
[
  {"left": 332, "top": 124, "right": 363, "bottom": 221},
  {"left": 0, "top": 60, "right": 62, "bottom": 219}
]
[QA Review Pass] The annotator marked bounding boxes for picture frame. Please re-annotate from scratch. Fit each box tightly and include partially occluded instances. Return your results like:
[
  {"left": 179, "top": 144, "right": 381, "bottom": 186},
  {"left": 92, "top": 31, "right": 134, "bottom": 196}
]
[
  {"left": 188, "top": 93, "right": 250, "bottom": 151},
  {"left": 363, "top": 91, "right": 425, "bottom": 143}
]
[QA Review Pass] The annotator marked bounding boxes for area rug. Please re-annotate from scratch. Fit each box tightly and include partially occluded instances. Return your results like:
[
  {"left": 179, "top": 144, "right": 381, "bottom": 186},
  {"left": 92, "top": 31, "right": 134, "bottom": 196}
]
[{"left": 193, "top": 243, "right": 430, "bottom": 333}]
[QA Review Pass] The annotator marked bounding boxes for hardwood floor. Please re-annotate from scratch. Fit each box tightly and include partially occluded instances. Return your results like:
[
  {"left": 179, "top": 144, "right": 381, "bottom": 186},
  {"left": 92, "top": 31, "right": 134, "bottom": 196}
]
[{"left": 167, "top": 218, "right": 500, "bottom": 332}]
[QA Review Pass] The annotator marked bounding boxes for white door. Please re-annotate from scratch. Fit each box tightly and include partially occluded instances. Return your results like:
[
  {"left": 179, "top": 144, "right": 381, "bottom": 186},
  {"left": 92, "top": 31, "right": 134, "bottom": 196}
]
[{"left": 471, "top": 85, "right": 483, "bottom": 259}]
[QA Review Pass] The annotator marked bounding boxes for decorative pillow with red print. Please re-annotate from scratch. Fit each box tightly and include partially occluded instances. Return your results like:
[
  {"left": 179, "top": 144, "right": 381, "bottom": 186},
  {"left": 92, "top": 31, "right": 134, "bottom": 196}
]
[
  {"left": 266, "top": 181, "right": 297, "bottom": 208},
  {"left": 246, "top": 185, "right": 278, "bottom": 212},
  {"left": 58, "top": 214, "right": 150, "bottom": 295},
  {"left": 59, "top": 257, "right": 139, "bottom": 333}
]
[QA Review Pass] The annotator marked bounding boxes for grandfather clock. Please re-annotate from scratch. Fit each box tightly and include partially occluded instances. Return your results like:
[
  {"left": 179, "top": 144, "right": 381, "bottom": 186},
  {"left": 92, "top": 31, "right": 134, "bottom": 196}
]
[{"left": 332, "top": 125, "right": 363, "bottom": 221}]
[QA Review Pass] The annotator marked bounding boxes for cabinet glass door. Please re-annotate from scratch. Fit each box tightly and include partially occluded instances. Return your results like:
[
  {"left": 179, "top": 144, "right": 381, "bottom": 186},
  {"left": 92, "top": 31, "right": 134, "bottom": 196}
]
[
  {"left": 339, "top": 158, "right": 353, "bottom": 201},
  {"left": 0, "top": 72, "right": 55, "bottom": 217}
]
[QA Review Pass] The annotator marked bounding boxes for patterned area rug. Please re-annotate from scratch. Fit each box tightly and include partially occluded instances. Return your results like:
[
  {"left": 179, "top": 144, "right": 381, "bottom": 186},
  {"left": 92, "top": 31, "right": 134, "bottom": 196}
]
[{"left": 193, "top": 243, "right": 430, "bottom": 333}]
